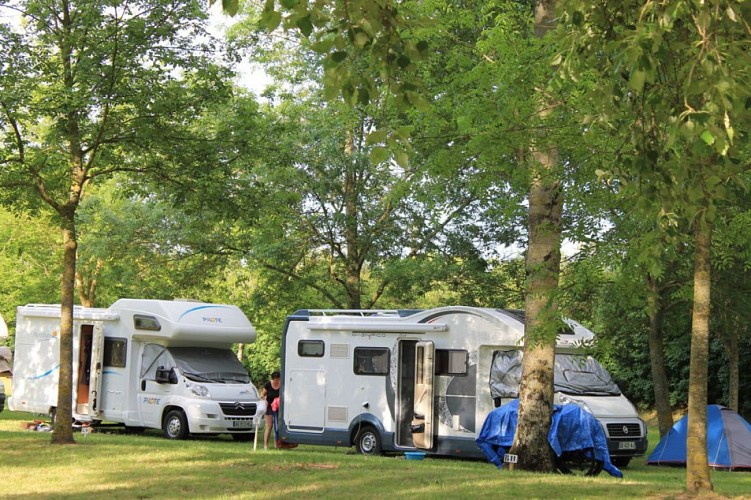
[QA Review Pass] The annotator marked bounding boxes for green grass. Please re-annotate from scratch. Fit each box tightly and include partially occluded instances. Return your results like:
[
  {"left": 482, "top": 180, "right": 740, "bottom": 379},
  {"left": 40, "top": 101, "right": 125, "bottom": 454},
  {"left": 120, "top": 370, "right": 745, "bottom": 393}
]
[{"left": 1, "top": 410, "right": 748, "bottom": 499}]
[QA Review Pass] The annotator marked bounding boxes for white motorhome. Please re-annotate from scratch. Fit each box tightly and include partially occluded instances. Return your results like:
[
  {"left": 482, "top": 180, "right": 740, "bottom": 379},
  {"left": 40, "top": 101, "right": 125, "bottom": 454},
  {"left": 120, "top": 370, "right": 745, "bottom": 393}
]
[
  {"left": 9, "top": 299, "right": 265, "bottom": 440},
  {"left": 278, "top": 306, "right": 647, "bottom": 466}
]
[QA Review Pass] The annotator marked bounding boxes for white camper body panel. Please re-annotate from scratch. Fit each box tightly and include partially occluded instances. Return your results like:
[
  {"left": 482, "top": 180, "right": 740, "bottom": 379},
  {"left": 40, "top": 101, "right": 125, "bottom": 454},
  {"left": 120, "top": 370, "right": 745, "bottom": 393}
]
[
  {"left": 9, "top": 299, "right": 265, "bottom": 439},
  {"left": 279, "top": 306, "right": 647, "bottom": 460}
]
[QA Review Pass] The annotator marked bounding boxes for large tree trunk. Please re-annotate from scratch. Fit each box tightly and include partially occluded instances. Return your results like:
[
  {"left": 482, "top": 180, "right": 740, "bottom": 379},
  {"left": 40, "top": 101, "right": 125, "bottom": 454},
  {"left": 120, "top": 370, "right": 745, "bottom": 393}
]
[
  {"left": 646, "top": 278, "right": 673, "bottom": 438},
  {"left": 511, "top": 148, "right": 563, "bottom": 472},
  {"left": 508, "top": 0, "right": 561, "bottom": 473},
  {"left": 51, "top": 218, "right": 77, "bottom": 445},
  {"left": 49, "top": 0, "right": 84, "bottom": 445},
  {"left": 686, "top": 216, "right": 713, "bottom": 493}
]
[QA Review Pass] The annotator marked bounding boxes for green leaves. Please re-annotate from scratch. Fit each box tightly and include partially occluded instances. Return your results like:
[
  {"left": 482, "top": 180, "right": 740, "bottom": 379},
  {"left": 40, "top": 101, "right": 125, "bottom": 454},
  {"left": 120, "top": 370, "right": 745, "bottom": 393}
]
[
  {"left": 700, "top": 129, "right": 715, "bottom": 146},
  {"left": 221, "top": 0, "right": 239, "bottom": 17},
  {"left": 254, "top": 0, "right": 429, "bottom": 114}
]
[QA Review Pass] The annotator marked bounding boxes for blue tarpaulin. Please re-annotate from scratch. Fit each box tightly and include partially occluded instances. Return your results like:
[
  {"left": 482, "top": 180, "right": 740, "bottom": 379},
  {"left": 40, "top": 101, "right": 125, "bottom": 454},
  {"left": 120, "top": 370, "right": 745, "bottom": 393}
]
[{"left": 476, "top": 400, "right": 623, "bottom": 477}]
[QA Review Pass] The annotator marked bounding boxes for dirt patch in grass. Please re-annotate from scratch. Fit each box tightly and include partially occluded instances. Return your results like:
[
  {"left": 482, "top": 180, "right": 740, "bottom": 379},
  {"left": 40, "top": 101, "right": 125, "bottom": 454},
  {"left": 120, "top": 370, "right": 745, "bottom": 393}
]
[{"left": 270, "top": 463, "right": 340, "bottom": 471}]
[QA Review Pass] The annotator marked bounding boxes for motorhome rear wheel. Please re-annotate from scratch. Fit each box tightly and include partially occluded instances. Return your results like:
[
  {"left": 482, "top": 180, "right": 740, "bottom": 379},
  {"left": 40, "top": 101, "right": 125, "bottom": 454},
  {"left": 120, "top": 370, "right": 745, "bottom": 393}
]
[{"left": 354, "top": 426, "right": 382, "bottom": 455}]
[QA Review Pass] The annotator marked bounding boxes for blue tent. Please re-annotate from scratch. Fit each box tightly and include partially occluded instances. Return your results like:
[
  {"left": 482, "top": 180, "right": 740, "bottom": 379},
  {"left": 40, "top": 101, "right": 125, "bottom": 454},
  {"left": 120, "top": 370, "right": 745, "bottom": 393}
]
[
  {"left": 647, "top": 405, "right": 751, "bottom": 471},
  {"left": 476, "top": 399, "right": 622, "bottom": 477}
]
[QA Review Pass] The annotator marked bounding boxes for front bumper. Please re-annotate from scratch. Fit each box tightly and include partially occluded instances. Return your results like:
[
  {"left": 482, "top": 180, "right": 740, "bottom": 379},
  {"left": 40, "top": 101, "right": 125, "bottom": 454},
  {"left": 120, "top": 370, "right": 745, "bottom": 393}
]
[
  {"left": 185, "top": 400, "right": 265, "bottom": 434},
  {"left": 599, "top": 417, "right": 648, "bottom": 457}
]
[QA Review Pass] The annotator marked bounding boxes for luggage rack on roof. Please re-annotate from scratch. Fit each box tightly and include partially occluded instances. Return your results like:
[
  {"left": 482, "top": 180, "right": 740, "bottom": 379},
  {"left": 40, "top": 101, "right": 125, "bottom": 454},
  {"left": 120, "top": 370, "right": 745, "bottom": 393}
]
[
  {"left": 291, "top": 309, "right": 422, "bottom": 320},
  {"left": 306, "top": 309, "right": 401, "bottom": 317}
]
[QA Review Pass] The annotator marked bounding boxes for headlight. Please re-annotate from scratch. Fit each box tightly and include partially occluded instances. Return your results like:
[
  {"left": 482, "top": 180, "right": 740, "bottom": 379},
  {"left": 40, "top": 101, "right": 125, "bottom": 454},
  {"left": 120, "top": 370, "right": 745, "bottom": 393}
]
[
  {"left": 559, "top": 395, "right": 592, "bottom": 413},
  {"left": 187, "top": 381, "right": 209, "bottom": 397}
]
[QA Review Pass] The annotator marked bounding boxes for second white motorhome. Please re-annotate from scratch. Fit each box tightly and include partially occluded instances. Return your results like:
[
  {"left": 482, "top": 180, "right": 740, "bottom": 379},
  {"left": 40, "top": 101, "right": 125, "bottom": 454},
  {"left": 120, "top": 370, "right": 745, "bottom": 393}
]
[
  {"left": 9, "top": 299, "right": 265, "bottom": 440},
  {"left": 277, "top": 306, "right": 647, "bottom": 466}
]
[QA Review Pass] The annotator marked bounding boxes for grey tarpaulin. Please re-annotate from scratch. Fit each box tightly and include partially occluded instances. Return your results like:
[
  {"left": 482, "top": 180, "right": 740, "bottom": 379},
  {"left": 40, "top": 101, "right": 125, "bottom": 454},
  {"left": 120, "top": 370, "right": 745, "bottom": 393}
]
[{"left": 489, "top": 350, "right": 621, "bottom": 399}]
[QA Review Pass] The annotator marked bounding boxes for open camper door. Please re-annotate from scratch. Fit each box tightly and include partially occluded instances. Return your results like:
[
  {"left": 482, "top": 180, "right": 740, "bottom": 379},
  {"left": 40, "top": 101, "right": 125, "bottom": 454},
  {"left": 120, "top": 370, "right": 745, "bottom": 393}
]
[
  {"left": 88, "top": 325, "right": 105, "bottom": 417},
  {"left": 412, "top": 341, "right": 435, "bottom": 449}
]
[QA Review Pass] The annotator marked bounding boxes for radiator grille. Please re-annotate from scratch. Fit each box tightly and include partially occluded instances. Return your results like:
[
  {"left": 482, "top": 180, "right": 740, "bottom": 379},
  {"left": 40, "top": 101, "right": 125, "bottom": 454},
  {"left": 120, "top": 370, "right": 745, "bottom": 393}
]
[
  {"left": 606, "top": 423, "right": 642, "bottom": 438},
  {"left": 219, "top": 402, "right": 258, "bottom": 416}
]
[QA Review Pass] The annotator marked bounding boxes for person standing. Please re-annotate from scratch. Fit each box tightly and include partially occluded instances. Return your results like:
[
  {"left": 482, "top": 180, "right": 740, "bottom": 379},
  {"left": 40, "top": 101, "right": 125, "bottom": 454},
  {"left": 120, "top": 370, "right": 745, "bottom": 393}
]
[{"left": 262, "top": 371, "right": 281, "bottom": 450}]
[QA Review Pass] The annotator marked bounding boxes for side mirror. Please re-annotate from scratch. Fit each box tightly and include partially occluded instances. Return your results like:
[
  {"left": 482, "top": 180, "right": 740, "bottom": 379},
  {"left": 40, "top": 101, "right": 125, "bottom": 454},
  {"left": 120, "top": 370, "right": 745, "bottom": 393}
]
[{"left": 155, "top": 366, "right": 177, "bottom": 384}]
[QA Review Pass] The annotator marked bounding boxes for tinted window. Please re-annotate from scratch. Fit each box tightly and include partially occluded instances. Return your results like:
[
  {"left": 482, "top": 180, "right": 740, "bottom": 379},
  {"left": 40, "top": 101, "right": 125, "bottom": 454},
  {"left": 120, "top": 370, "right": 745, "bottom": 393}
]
[
  {"left": 298, "top": 340, "right": 325, "bottom": 357},
  {"left": 104, "top": 338, "right": 127, "bottom": 368},
  {"left": 435, "top": 349, "right": 468, "bottom": 375},
  {"left": 354, "top": 347, "right": 389, "bottom": 375}
]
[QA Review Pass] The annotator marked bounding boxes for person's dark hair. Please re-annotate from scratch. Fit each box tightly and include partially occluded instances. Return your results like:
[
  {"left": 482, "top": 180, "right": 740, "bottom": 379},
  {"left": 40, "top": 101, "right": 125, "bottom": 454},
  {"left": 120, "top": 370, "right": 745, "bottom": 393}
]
[{"left": 271, "top": 371, "right": 281, "bottom": 379}]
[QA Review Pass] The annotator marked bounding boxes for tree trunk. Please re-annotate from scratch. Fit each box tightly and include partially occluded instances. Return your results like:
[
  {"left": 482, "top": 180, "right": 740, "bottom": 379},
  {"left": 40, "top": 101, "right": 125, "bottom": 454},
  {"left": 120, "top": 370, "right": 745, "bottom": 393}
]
[
  {"left": 722, "top": 329, "right": 739, "bottom": 412},
  {"left": 75, "top": 258, "right": 103, "bottom": 308},
  {"left": 343, "top": 129, "right": 362, "bottom": 309},
  {"left": 686, "top": 216, "right": 713, "bottom": 493},
  {"left": 51, "top": 217, "right": 77, "bottom": 445},
  {"left": 509, "top": 0, "right": 561, "bottom": 473},
  {"left": 646, "top": 277, "right": 673, "bottom": 438}
]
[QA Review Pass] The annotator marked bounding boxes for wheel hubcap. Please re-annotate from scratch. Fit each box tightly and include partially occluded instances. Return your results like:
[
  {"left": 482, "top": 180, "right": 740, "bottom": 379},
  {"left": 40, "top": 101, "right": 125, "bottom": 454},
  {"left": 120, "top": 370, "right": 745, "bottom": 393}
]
[
  {"left": 168, "top": 417, "right": 181, "bottom": 436},
  {"left": 362, "top": 433, "right": 375, "bottom": 452}
]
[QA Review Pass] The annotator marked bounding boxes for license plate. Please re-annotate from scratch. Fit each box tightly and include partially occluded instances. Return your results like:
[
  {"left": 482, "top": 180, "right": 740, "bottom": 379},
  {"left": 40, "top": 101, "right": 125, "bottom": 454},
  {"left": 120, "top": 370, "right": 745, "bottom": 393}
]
[
  {"left": 232, "top": 420, "right": 253, "bottom": 429},
  {"left": 618, "top": 441, "right": 636, "bottom": 450}
]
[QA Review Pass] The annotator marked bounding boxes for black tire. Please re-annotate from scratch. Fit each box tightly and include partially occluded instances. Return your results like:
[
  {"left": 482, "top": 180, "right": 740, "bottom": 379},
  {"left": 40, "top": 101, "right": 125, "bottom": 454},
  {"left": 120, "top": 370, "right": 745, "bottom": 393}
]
[
  {"left": 231, "top": 433, "right": 255, "bottom": 442},
  {"left": 163, "top": 409, "right": 190, "bottom": 440},
  {"left": 611, "top": 456, "right": 631, "bottom": 468},
  {"left": 354, "top": 426, "right": 382, "bottom": 455},
  {"left": 556, "top": 448, "right": 603, "bottom": 476}
]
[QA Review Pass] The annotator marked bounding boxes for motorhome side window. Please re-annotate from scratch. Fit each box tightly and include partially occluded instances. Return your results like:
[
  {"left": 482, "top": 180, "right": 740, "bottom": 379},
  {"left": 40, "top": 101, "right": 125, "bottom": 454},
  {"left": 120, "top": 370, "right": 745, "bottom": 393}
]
[
  {"left": 298, "top": 340, "right": 324, "bottom": 357},
  {"left": 353, "top": 347, "right": 389, "bottom": 376},
  {"left": 435, "top": 349, "right": 468, "bottom": 376},
  {"left": 133, "top": 314, "right": 161, "bottom": 331},
  {"left": 103, "top": 338, "right": 127, "bottom": 367}
]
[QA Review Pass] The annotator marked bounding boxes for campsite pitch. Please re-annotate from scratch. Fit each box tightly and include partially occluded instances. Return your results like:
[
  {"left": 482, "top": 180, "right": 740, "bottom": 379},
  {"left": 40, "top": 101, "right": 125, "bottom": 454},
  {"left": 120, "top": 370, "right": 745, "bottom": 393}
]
[{"left": 1, "top": 411, "right": 750, "bottom": 499}]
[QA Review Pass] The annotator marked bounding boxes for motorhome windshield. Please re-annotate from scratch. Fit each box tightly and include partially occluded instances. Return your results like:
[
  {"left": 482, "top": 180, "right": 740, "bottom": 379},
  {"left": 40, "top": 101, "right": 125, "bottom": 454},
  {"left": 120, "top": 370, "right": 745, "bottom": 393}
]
[
  {"left": 490, "top": 350, "right": 621, "bottom": 399},
  {"left": 554, "top": 354, "right": 620, "bottom": 396},
  {"left": 167, "top": 347, "right": 251, "bottom": 384}
]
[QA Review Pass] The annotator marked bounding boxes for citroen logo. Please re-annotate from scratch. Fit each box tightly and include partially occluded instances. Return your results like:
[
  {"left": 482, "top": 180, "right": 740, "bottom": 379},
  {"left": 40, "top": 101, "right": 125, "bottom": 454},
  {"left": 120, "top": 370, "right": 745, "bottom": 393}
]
[
  {"left": 622, "top": 425, "right": 629, "bottom": 435},
  {"left": 235, "top": 402, "right": 245, "bottom": 411}
]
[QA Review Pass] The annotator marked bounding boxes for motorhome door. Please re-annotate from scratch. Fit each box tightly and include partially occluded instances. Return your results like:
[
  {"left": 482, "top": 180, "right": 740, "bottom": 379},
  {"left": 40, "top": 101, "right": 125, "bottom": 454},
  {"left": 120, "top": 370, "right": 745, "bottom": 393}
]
[
  {"left": 88, "top": 324, "right": 105, "bottom": 417},
  {"left": 412, "top": 341, "right": 434, "bottom": 449}
]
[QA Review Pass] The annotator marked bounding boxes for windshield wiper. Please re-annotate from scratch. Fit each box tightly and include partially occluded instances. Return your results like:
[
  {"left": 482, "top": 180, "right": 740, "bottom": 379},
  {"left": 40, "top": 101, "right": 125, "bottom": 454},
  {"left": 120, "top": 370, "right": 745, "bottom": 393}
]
[{"left": 184, "top": 373, "right": 214, "bottom": 383}]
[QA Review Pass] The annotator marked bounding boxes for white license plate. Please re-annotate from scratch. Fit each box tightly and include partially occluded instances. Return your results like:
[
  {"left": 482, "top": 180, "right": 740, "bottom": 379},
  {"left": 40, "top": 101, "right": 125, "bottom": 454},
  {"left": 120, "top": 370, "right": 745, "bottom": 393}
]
[
  {"left": 232, "top": 420, "right": 253, "bottom": 429},
  {"left": 618, "top": 441, "right": 636, "bottom": 450}
]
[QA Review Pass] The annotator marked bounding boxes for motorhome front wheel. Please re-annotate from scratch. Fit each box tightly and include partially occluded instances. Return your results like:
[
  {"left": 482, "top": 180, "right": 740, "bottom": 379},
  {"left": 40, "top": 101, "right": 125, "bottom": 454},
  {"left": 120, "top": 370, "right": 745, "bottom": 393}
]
[
  {"left": 555, "top": 448, "right": 603, "bottom": 476},
  {"left": 163, "top": 409, "right": 190, "bottom": 440},
  {"left": 354, "top": 426, "right": 382, "bottom": 455}
]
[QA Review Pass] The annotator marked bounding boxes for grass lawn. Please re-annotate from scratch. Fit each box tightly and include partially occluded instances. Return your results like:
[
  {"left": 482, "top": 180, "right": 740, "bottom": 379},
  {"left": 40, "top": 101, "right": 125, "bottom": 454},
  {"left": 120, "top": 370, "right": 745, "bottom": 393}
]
[{"left": 1, "top": 410, "right": 748, "bottom": 499}]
